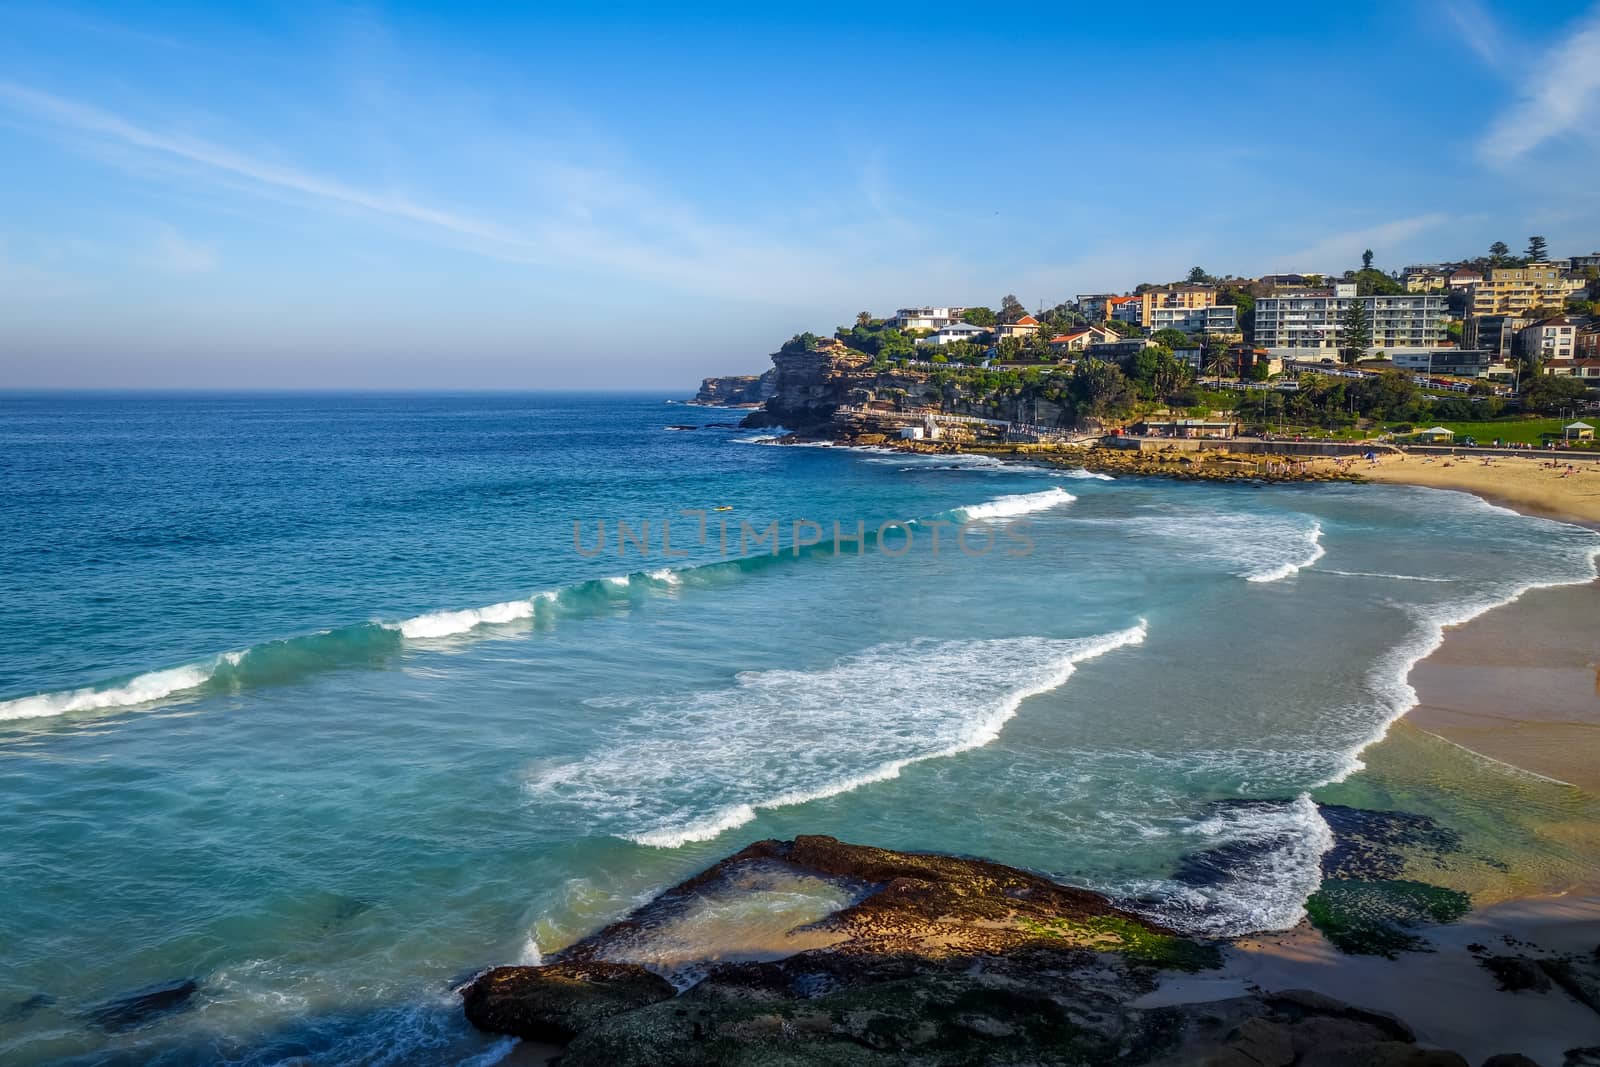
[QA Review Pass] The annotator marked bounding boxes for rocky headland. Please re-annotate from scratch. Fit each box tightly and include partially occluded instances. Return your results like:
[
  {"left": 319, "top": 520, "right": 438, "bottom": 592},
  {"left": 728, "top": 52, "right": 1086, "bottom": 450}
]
[
  {"left": 456, "top": 834, "right": 1600, "bottom": 1065},
  {"left": 693, "top": 369, "right": 778, "bottom": 407}
]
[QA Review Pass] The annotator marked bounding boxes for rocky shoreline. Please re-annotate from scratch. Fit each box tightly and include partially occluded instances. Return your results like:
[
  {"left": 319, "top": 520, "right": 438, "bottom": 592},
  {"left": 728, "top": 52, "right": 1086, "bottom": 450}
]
[
  {"left": 459, "top": 834, "right": 1600, "bottom": 1065},
  {"left": 749, "top": 431, "right": 1363, "bottom": 486}
]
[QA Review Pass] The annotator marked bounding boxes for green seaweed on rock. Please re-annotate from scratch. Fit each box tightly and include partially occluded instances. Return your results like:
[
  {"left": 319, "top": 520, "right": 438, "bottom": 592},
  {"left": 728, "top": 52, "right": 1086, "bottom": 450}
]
[{"left": 1305, "top": 878, "right": 1470, "bottom": 957}]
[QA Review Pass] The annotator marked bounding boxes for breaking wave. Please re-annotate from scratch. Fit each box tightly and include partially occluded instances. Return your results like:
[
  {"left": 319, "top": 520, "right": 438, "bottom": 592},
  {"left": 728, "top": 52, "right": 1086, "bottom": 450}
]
[
  {"left": 0, "top": 487, "right": 1081, "bottom": 725},
  {"left": 950, "top": 486, "right": 1075, "bottom": 521},
  {"left": 524, "top": 622, "right": 1148, "bottom": 849},
  {"left": 1244, "top": 521, "right": 1325, "bottom": 583}
]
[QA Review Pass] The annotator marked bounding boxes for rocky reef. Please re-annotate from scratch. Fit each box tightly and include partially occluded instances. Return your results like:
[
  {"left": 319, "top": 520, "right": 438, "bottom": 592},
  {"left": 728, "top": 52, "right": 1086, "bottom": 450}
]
[
  {"left": 693, "top": 369, "right": 778, "bottom": 407},
  {"left": 461, "top": 835, "right": 1482, "bottom": 1065}
]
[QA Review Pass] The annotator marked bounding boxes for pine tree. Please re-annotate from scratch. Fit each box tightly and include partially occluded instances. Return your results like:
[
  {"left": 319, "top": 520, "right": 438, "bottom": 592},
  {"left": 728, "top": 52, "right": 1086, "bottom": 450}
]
[
  {"left": 1489, "top": 241, "right": 1510, "bottom": 267},
  {"left": 1525, "top": 235, "right": 1549, "bottom": 263},
  {"left": 1362, "top": 249, "right": 1374, "bottom": 270},
  {"left": 1339, "top": 297, "right": 1371, "bottom": 366}
]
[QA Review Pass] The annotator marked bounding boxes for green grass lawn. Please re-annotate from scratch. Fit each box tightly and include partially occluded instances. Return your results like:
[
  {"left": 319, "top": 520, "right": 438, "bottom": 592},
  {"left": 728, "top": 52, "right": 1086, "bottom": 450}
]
[{"left": 1426, "top": 418, "right": 1589, "bottom": 445}]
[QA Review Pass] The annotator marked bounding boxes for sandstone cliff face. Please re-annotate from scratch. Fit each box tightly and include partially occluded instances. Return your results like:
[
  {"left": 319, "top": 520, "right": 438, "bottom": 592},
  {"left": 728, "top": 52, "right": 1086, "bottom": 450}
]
[
  {"left": 741, "top": 349, "right": 874, "bottom": 431},
  {"left": 693, "top": 368, "right": 777, "bottom": 407}
]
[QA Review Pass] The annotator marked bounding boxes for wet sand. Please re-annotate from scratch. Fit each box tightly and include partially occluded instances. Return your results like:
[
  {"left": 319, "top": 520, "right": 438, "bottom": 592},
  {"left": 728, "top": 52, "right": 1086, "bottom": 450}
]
[
  {"left": 1408, "top": 582, "right": 1600, "bottom": 794},
  {"left": 1143, "top": 891, "right": 1600, "bottom": 1065}
]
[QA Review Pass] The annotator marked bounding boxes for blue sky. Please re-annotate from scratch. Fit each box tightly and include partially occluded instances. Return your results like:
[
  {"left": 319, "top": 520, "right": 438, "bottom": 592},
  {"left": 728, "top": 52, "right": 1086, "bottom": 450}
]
[{"left": 2, "top": 1, "right": 1598, "bottom": 389}]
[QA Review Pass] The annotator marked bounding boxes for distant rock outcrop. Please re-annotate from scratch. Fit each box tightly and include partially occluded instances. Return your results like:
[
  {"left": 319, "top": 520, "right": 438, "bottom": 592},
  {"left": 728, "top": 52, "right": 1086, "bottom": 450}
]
[{"left": 692, "top": 368, "right": 777, "bottom": 407}]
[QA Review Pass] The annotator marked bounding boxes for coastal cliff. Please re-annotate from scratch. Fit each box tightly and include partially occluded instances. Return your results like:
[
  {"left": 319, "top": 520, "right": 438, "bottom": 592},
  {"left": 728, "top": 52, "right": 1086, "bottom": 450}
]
[
  {"left": 693, "top": 369, "right": 777, "bottom": 407},
  {"left": 740, "top": 348, "right": 875, "bottom": 432}
]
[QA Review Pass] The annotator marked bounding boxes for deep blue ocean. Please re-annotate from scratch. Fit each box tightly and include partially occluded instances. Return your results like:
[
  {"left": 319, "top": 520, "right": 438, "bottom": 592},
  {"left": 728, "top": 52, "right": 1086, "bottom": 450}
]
[{"left": 1, "top": 392, "right": 1596, "bottom": 1064}]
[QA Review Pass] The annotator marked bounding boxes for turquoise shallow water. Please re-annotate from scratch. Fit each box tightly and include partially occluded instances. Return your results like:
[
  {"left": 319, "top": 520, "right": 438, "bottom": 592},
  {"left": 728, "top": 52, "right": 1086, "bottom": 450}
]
[{"left": 1, "top": 392, "right": 1597, "bottom": 1064}]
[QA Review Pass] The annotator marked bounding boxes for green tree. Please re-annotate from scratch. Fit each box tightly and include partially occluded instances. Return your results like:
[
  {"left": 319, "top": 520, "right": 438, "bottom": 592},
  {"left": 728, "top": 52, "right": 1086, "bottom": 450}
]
[
  {"left": 1204, "top": 345, "right": 1237, "bottom": 385},
  {"left": 1151, "top": 328, "right": 1192, "bottom": 349},
  {"left": 999, "top": 294, "right": 1027, "bottom": 323},
  {"left": 780, "top": 332, "right": 820, "bottom": 353},
  {"left": 1489, "top": 241, "right": 1511, "bottom": 266},
  {"left": 1525, "top": 235, "right": 1549, "bottom": 263},
  {"left": 1354, "top": 268, "right": 1402, "bottom": 296},
  {"left": 1340, "top": 299, "right": 1371, "bottom": 365},
  {"left": 1068, "top": 358, "right": 1133, "bottom": 418},
  {"left": 1521, "top": 374, "right": 1588, "bottom": 414},
  {"left": 962, "top": 306, "right": 996, "bottom": 327},
  {"left": 1362, "top": 248, "right": 1374, "bottom": 270},
  {"left": 1187, "top": 266, "right": 1212, "bottom": 284},
  {"left": 1218, "top": 288, "right": 1256, "bottom": 343},
  {"left": 855, "top": 311, "right": 872, "bottom": 327},
  {"left": 1105, "top": 319, "right": 1143, "bottom": 338}
]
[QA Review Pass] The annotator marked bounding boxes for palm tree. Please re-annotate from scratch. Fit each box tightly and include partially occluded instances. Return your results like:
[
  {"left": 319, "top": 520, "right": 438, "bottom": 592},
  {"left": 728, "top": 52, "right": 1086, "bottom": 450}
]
[
  {"left": 1205, "top": 347, "right": 1236, "bottom": 387},
  {"left": 856, "top": 311, "right": 872, "bottom": 327}
]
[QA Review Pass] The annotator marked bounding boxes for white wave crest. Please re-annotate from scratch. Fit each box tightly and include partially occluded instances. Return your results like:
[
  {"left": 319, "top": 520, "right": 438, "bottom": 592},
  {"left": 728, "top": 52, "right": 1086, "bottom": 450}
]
[
  {"left": 527, "top": 622, "right": 1147, "bottom": 848},
  {"left": 643, "top": 568, "right": 683, "bottom": 585},
  {"left": 0, "top": 662, "right": 217, "bottom": 722},
  {"left": 953, "top": 486, "right": 1076, "bottom": 521},
  {"left": 396, "top": 598, "right": 538, "bottom": 639},
  {"left": 1244, "top": 521, "right": 1325, "bottom": 583}
]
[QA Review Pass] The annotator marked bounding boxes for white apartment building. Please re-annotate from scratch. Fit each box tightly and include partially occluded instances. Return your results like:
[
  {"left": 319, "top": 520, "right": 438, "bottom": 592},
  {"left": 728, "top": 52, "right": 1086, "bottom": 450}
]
[
  {"left": 1143, "top": 305, "right": 1238, "bottom": 333},
  {"left": 888, "top": 306, "right": 967, "bottom": 331},
  {"left": 1518, "top": 318, "right": 1578, "bottom": 362},
  {"left": 924, "top": 321, "right": 989, "bottom": 345},
  {"left": 1253, "top": 284, "right": 1449, "bottom": 356}
]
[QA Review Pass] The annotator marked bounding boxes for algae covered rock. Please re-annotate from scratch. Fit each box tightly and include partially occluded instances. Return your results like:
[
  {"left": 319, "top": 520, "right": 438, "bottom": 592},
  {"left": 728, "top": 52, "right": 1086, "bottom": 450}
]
[{"left": 460, "top": 961, "right": 675, "bottom": 1042}]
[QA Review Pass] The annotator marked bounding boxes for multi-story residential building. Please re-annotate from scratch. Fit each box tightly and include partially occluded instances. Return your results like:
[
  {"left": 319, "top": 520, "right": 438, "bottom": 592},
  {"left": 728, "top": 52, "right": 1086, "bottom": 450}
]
[
  {"left": 887, "top": 306, "right": 967, "bottom": 331},
  {"left": 1075, "top": 294, "right": 1117, "bottom": 320},
  {"left": 1518, "top": 316, "right": 1580, "bottom": 363},
  {"left": 1402, "top": 266, "right": 1447, "bottom": 292},
  {"left": 993, "top": 314, "right": 1043, "bottom": 341},
  {"left": 1468, "top": 265, "right": 1583, "bottom": 316},
  {"left": 1253, "top": 284, "right": 1450, "bottom": 356},
  {"left": 1578, "top": 322, "right": 1600, "bottom": 361},
  {"left": 1148, "top": 304, "right": 1238, "bottom": 334},
  {"left": 1568, "top": 252, "right": 1600, "bottom": 271},
  {"left": 1105, "top": 285, "right": 1234, "bottom": 331},
  {"left": 1447, "top": 267, "right": 1483, "bottom": 291},
  {"left": 1462, "top": 314, "right": 1535, "bottom": 359}
]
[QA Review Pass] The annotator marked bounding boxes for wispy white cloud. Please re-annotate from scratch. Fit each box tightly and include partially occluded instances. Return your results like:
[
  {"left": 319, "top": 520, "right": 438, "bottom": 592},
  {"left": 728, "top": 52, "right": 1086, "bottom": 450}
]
[
  {"left": 1438, "top": 0, "right": 1508, "bottom": 71},
  {"left": 145, "top": 224, "right": 218, "bottom": 274},
  {"left": 1476, "top": 2, "right": 1600, "bottom": 164},
  {"left": 0, "top": 79, "right": 890, "bottom": 304},
  {"left": 1270, "top": 214, "right": 1453, "bottom": 272},
  {"left": 0, "top": 81, "right": 523, "bottom": 246}
]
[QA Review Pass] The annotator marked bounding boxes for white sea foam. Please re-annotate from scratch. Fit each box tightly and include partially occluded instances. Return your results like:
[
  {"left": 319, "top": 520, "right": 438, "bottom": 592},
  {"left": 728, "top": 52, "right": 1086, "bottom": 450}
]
[
  {"left": 1129, "top": 794, "right": 1335, "bottom": 937},
  {"left": 643, "top": 568, "right": 683, "bottom": 585},
  {"left": 1322, "top": 570, "right": 1457, "bottom": 583},
  {"left": 0, "top": 662, "right": 218, "bottom": 721},
  {"left": 1076, "top": 507, "right": 1325, "bottom": 584},
  {"left": 951, "top": 486, "right": 1075, "bottom": 521},
  {"left": 1244, "top": 521, "right": 1325, "bottom": 583},
  {"left": 526, "top": 622, "right": 1147, "bottom": 848}
]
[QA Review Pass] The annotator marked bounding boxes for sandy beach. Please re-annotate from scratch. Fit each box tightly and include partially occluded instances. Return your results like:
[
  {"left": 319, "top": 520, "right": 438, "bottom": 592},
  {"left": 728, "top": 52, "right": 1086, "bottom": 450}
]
[{"left": 1327, "top": 451, "right": 1600, "bottom": 524}]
